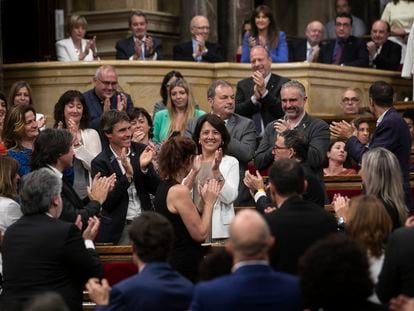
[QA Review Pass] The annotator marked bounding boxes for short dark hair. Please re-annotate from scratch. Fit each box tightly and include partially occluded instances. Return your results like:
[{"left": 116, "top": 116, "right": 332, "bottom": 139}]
[
  {"left": 128, "top": 212, "right": 174, "bottom": 262},
  {"left": 31, "top": 128, "right": 73, "bottom": 170},
  {"left": 369, "top": 81, "right": 394, "bottom": 107},
  {"left": 207, "top": 80, "right": 232, "bottom": 99},
  {"left": 269, "top": 158, "right": 305, "bottom": 196},
  {"left": 192, "top": 114, "right": 230, "bottom": 155},
  {"left": 299, "top": 234, "right": 373, "bottom": 309},
  {"left": 129, "top": 10, "right": 147, "bottom": 26},
  {"left": 53, "top": 90, "right": 90, "bottom": 130},
  {"left": 403, "top": 108, "right": 414, "bottom": 123},
  {"left": 160, "top": 71, "right": 183, "bottom": 105},
  {"left": 100, "top": 110, "right": 130, "bottom": 137},
  {"left": 128, "top": 107, "right": 153, "bottom": 138},
  {"left": 336, "top": 12, "right": 353, "bottom": 25},
  {"left": 279, "top": 129, "right": 308, "bottom": 162},
  {"left": 20, "top": 168, "right": 62, "bottom": 215}
]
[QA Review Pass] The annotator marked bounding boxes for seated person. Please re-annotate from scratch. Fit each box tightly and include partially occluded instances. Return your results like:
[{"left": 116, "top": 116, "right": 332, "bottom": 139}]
[
  {"left": 323, "top": 140, "right": 357, "bottom": 176},
  {"left": 289, "top": 20, "right": 325, "bottom": 62},
  {"left": 173, "top": 15, "right": 224, "bottom": 62},
  {"left": 115, "top": 11, "right": 162, "bottom": 60},
  {"left": 153, "top": 70, "right": 183, "bottom": 115},
  {"left": 339, "top": 87, "right": 372, "bottom": 117},
  {"left": 56, "top": 15, "right": 98, "bottom": 62},
  {"left": 353, "top": 117, "right": 371, "bottom": 146}
]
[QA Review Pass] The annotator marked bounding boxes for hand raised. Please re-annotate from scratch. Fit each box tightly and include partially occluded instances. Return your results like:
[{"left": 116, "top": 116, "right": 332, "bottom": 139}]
[
  {"left": 199, "top": 178, "right": 220, "bottom": 207},
  {"left": 88, "top": 172, "right": 113, "bottom": 205},
  {"left": 139, "top": 144, "right": 155, "bottom": 170},
  {"left": 86, "top": 278, "right": 111, "bottom": 306},
  {"left": 82, "top": 216, "right": 100, "bottom": 241}
]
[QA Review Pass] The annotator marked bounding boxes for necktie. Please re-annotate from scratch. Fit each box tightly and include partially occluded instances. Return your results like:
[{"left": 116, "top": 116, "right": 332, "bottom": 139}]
[
  {"left": 307, "top": 47, "right": 314, "bottom": 62},
  {"left": 333, "top": 41, "right": 344, "bottom": 65}
]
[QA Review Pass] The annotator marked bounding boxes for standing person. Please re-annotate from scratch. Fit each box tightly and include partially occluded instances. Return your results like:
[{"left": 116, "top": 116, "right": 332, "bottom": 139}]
[
  {"left": 152, "top": 70, "right": 183, "bottom": 115},
  {"left": 54, "top": 90, "right": 102, "bottom": 199},
  {"left": 354, "top": 118, "right": 371, "bottom": 146},
  {"left": 83, "top": 65, "right": 134, "bottom": 130},
  {"left": 367, "top": 20, "right": 402, "bottom": 70},
  {"left": 173, "top": 15, "right": 224, "bottom": 62},
  {"left": 154, "top": 136, "right": 220, "bottom": 282},
  {"left": 56, "top": 15, "right": 98, "bottom": 62},
  {"left": 153, "top": 78, "right": 205, "bottom": 143},
  {"left": 241, "top": 5, "right": 288, "bottom": 63},
  {"left": 331, "top": 81, "right": 412, "bottom": 212},
  {"left": 86, "top": 212, "right": 194, "bottom": 310},
  {"left": 2, "top": 105, "right": 38, "bottom": 177},
  {"left": 235, "top": 45, "right": 289, "bottom": 137},
  {"left": 318, "top": 12, "right": 369, "bottom": 67},
  {"left": 192, "top": 114, "right": 239, "bottom": 241},
  {"left": 289, "top": 20, "right": 325, "bottom": 62},
  {"left": 185, "top": 80, "right": 256, "bottom": 205},
  {"left": 325, "top": 0, "right": 366, "bottom": 39},
  {"left": 91, "top": 110, "right": 159, "bottom": 245},
  {"left": 115, "top": 11, "right": 162, "bottom": 60},
  {"left": 31, "top": 128, "right": 113, "bottom": 231},
  {"left": 0, "top": 168, "right": 103, "bottom": 311},
  {"left": 191, "top": 209, "right": 302, "bottom": 311}
]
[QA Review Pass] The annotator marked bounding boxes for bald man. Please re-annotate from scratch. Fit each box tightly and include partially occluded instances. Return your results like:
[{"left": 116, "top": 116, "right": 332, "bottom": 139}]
[
  {"left": 367, "top": 20, "right": 401, "bottom": 71},
  {"left": 173, "top": 15, "right": 224, "bottom": 62},
  {"left": 191, "top": 209, "right": 302, "bottom": 311},
  {"left": 289, "top": 21, "right": 325, "bottom": 62}
]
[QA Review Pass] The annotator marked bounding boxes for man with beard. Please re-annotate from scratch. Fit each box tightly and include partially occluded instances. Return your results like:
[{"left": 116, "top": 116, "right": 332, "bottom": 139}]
[{"left": 254, "top": 80, "right": 330, "bottom": 184}]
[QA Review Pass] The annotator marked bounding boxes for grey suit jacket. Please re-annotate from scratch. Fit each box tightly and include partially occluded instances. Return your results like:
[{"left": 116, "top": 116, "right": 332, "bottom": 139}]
[{"left": 254, "top": 113, "right": 330, "bottom": 176}]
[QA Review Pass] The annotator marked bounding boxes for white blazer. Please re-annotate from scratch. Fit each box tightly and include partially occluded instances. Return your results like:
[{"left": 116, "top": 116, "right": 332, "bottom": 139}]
[
  {"left": 74, "top": 128, "right": 102, "bottom": 174},
  {"left": 402, "top": 23, "right": 414, "bottom": 100},
  {"left": 211, "top": 155, "right": 239, "bottom": 239},
  {"left": 55, "top": 38, "right": 96, "bottom": 61}
]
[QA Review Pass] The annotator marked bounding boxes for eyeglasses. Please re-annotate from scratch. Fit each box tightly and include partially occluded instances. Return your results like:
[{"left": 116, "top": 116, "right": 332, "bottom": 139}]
[
  {"left": 341, "top": 97, "right": 360, "bottom": 104},
  {"left": 97, "top": 79, "right": 118, "bottom": 87},
  {"left": 193, "top": 26, "right": 210, "bottom": 30}
]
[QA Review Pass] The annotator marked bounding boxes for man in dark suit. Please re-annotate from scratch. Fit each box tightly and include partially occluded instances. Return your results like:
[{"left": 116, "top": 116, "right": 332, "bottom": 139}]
[
  {"left": 318, "top": 12, "right": 369, "bottom": 67},
  {"left": 289, "top": 20, "right": 325, "bottom": 62},
  {"left": 254, "top": 80, "right": 330, "bottom": 185},
  {"left": 235, "top": 45, "right": 290, "bottom": 137},
  {"left": 367, "top": 20, "right": 401, "bottom": 71},
  {"left": 376, "top": 225, "right": 414, "bottom": 303},
  {"left": 86, "top": 212, "right": 194, "bottom": 310},
  {"left": 173, "top": 15, "right": 224, "bottom": 62},
  {"left": 115, "top": 11, "right": 162, "bottom": 60},
  {"left": 83, "top": 65, "right": 134, "bottom": 130},
  {"left": 1, "top": 168, "right": 103, "bottom": 311},
  {"left": 30, "top": 128, "right": 113, "bottom": 230},
  {"left": 264, "top": 159, "right": 338, "bottom": 275},
  {"left": 191, "top": 209, "right": 302, "bottom": 310},
  {"left": 245, "top": 129, "right": 326, "bottom": 210},
  {"left": 331, "top": 81, "right": 412, "bottom": 211},
  {"left": 91, "top": 110, "right": 159, "bottom": 244},
  {"left": 186, "top": 80, "right": 256, "bottom": 205}
]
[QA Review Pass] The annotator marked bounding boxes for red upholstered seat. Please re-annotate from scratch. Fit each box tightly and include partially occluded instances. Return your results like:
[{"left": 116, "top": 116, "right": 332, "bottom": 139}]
[
  {"left": 326, "top": 188, "right": 362, "bottom": 202},
  {"left": 103, "top": 262, "right": 138, "bottom": 286}
]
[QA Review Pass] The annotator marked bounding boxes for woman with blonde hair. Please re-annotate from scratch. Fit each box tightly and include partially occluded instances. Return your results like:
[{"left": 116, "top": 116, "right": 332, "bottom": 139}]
[
  {"left": 56, "top": 15, "right": 98, "bottom": 61},
  {"left": 153, "top": 78, "right": 205, "bottom": 142}
]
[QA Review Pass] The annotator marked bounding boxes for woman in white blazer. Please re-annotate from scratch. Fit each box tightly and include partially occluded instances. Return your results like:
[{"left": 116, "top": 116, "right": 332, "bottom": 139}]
[
  {"left": 192, "top": 114, "right": 239, "bottom": 241},
  {"left": 56, "top": 15, "right": 98, "bottom": 62},
  {"left": 54, "top": 90, "right": 102, "bottom": 199},
  {"left": 402, "top": 22, "right": 414, "bottom": 100}
]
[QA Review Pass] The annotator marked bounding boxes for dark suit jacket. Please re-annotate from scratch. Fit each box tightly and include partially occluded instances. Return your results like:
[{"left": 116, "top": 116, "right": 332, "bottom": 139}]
[
  {"left": 289, "top": 39, "right": 308, "bottom": 62},
  {"left": 186, "top": 113, "right": 256, "bottom": 204},
  {"left": 376, "top": 227, "right": 414, "bottom": 303},
  {"left": 96, "top": 262, "right": 194, "bottom": 311},
  {"left": 346, "top": 107, "right": 412, "bottom": 209},
  {"left": 91, "top": 142, "right": 160, "bottom": 244},
  {"left": 83, "top": 88, "right": 134, "bottom": 130},
  {"left": 173, "top": 41, "right": 224, "bottom": 62},
  {"left": 60, "top": 175, "right": 101, "bottom": 230},
  {"left": 191, "top": 264, "right": 302, "bottom": 311},
  {"left": 235, "top": 74, "right": 290, "bottom": 129},
  {"left": 372, "top": 40, "right": 401, "bottom": 71},
  {"left": 1, "top": 214, "right": 103, "bottom": 311},
  {"left": 265, "top": 195, "right": 338, "bottom": 274},
  {"left": 318, "top": 36, "right": 369, "bottom": 67},
  {"left": 115, "top": 36, "right": 162, "bottom": 60}
]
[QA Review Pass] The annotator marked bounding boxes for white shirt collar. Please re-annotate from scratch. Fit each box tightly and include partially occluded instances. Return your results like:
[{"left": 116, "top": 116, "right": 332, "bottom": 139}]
[{"left": 376, "top": 108, "right": 391, "bottom": 126}]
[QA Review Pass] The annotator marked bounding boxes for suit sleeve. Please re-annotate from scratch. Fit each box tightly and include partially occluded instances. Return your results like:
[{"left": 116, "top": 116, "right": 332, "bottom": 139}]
[
  {"left": 56, "top": 40, "right": 71, "bottom": 61},
  {"left": 343, "top": 39, "right": 369, "bottom": 67},
  {"left": 218, "top": 157, "right": 239, "bottom": 204},
  {"left": 63, "top": 225, "right": 103, "bottom": 282},
  {"left": 95, "top": 287, "right": 127, "bottom": 311},
  {"left": 203, "top": 43, "right": 225, "bottom": 63},
  {"left": 254, "top": 123, "right": 275, "bottom": 170},
  {"left": 373, "top": 43, "right": 401, "bottom": 71},
  {"left": 227, "top": 119, "right": 256, "bottom": 163},
  {"left": 154, "top": 38, "right": 162, "bottom": 60},
  {"left": 235, "top": 80, "right": 259, "bottom": 118},
  {"left": 115, "top": 40, "right": 129, "bottom": 60},
  {"left": 269, "top": 31, "right": 288, "bottom": 63},
  {"left": 256, "top": 195, "right": 273, "bottom": 214},
  {"left": 306, "top": 120, "right": 330, "bottom": 171}
]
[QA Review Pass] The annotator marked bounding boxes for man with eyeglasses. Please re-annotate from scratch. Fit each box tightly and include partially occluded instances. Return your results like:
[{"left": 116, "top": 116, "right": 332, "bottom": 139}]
[
  {"left": 318, "top": 12, "right": 369, "bottom": 67},
  {"left": 254, "top": 80, "right": 330, "bottom": 186},
  {"left": 338, "top": 87, "right": 373, "bottom": 117},
  {"left": 83, "top": 65, "right": 134, "bottom": 130},
  {"left": 173, "top": 15, "right": 224, "bottom": 62}
]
